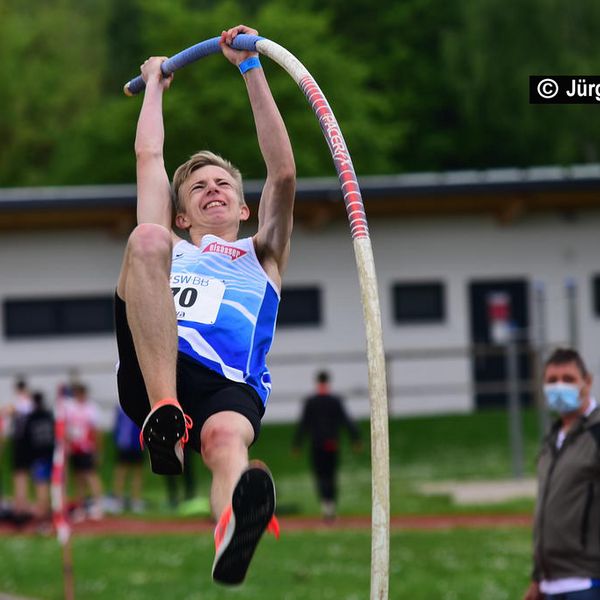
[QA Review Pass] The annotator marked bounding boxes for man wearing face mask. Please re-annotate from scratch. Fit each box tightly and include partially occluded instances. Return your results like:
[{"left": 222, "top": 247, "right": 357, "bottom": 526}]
[{"left": 523, "top": 348, "right": 600, "bottom": 600}]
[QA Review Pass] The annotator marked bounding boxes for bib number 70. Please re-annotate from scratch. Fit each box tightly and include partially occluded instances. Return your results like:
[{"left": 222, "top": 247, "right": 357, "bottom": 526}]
[
  {"left": 171, "top": 287, "right": 198, "bottom": 308},
  {"left": 169, "top": 274, "right": 225, "bottom": 324}
]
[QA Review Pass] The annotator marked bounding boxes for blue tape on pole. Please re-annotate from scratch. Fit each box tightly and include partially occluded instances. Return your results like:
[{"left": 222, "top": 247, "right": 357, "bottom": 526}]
[{"left": 124, "top": 34, "right": 264, "bottom": 96}]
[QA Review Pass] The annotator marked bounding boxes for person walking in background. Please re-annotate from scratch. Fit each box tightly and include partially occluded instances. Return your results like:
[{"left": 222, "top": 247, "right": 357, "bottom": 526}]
[
  {"left": 114, "top": 23, "right": 294, "bottom": 584},
  {"left": 110, "top": 405, "right": 145, "bottom": 514},
  {"left": 523, "top": 348, "right": 600, "bottom": 600},
  {"left": 293, "top": 370, "right": 362, "bottom": 521},
  {"left": 64, "top": 383, "right": 104, "bottom": 521},
  {"left": 23, "top": 391, "right": 54, "bottom": 526}
]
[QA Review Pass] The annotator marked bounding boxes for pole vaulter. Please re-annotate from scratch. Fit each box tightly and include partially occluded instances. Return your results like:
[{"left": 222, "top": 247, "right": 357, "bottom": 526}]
[{"left": 125, "top": 33, "right": 390, "bottom": 600}]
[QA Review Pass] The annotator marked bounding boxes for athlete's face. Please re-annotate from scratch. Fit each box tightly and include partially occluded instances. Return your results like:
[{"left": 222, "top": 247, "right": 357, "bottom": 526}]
[{"left": 175, "top": 165, "right": 248, "bottom": 231}]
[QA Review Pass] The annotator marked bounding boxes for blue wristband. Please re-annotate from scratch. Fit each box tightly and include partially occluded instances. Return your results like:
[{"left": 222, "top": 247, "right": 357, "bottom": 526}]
[{"left": 239, "top": 56, "right": 261, "bottom": 75}]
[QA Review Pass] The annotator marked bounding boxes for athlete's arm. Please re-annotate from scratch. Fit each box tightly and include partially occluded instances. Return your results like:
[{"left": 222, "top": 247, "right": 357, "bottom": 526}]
[
  {"left": 221, "top": 26, "right": 296, "bottom": 288},
  {"left": 134, "top": 57, "right": 177, "bottom": 237}
]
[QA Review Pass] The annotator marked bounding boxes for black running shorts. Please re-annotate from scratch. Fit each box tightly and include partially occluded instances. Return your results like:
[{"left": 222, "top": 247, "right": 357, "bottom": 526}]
[
  {"left": 114, "top": 293, "right": 264, "bottom": 451},
  {"left": 12, "top": 443, "right": 31, "bottom": 470},
  {"left": 116, "top": 448, "right": 144, "bottom": 465},
  {"left": 70, "top": 452, "right": 96, "bottom": 472}
]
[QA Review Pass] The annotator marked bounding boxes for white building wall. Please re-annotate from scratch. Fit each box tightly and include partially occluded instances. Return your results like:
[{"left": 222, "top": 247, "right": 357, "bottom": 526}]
[
  {"left": 1, "top": 211, "right": 600, "bottom": 427},
  {"left": 0, "top": 230, "right": 124, "bottom": 428}
]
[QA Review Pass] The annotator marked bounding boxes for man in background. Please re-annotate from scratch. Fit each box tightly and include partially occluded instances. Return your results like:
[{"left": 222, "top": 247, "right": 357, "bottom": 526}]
[
  {"left": 293, "top": 370, "right": 362, "bottom": 521},
  {"left": 523, "top": 348, "right": 600, "bottom": 600}
]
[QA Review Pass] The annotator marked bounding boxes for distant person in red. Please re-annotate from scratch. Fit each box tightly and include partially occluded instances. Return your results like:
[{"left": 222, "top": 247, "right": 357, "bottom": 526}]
[
  {"left": 293, "top": 370, "right": 362, "bottom": 521},
  {"left": 64, "top": 383, "right": 104, "bottom": 520}
]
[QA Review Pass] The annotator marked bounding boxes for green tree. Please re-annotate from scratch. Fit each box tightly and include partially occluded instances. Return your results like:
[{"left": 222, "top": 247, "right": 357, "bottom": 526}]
[
  {"left": 47, "top": 0, "right": 398, "bottom": 184},
  {"left": 442, "top": 0, "right": 600, "bottom": 167},
  {"left": 0, "top": 0, "right": 109, "bottom": 186},
  {"left": 303, "top": 0, "right": 460, "bottom": 171},
  {"left": 305, "top": 0, "right": 600, "bottom": 170},
  {"left": 4, "top": 0, "right": 600, "bottom": 185}
]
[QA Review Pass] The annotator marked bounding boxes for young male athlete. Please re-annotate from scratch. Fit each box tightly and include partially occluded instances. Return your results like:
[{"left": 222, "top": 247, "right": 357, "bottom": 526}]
[{"left": 115, "top": 24, "right": 295, "bottom": 585}]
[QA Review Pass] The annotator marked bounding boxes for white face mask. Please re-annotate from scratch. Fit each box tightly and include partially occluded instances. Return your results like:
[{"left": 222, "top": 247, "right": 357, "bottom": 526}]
[{"left": 543, "top": 383, "right": 582, "bottom": 414}]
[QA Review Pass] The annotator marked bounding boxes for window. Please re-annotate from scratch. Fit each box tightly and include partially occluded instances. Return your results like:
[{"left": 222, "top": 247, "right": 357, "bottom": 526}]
[
  {"left": 392, "top": 281, "right": 445, "bottom": 324},
  {"left": 278, "top": 286, "right": 322, "bottom": 327},
  {"left": 593, "top": 275, "right": 600, "bottom": 317},
  {"left": 4, "top": 295, "right": 115, "bottom": 338}
]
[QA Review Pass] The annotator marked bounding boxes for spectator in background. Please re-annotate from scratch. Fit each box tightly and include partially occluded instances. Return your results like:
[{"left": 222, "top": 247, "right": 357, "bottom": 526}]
[
  {"left": 523, "top": 348, "right": 600, "bottom": 600},
  {"left": 0, "top": 400, "right": 5, "bottom": 512},
  {"left": 164, "top": 445, "right": 196, "bottom": 510},
  {"left": 8, "top": 377, "right": 33, "bottom": 523},
  {"left": 293, "top": 370, "right": 362, "bottom": 521},
  {"left": 110, "top": 406, "right": 145, "bottom": 513},
  {"left": 23, "top": 391, "right": 54, "bottom": 525},
  {"left": 64, "top": 383, "right": 104, "bottom": 521}
]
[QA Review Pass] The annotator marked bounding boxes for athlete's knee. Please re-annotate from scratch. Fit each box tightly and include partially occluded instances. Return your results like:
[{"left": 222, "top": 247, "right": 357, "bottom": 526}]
[
  {"left": 127, "top": 223, "right": 171, "bottom": 266},
  {"left": 201, "top": 423, "right": 246, "bottom": 465}
]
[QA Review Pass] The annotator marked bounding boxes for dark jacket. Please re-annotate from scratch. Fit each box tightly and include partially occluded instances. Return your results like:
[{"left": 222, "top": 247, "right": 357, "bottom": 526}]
[
  {"left": 293, "top": 393, "right": 360, "bottom": 452},
  {"left": 23, "top": 408, "right": 55, "bottom": 463},
  {"left": 532, "top": 405, "right": 600, "bottom": 581}
]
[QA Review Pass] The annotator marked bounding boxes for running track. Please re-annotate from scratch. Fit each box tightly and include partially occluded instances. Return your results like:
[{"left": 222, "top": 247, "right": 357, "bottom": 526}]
[{"left": 0, "top": 514, "right": 532, "bottom": 537}]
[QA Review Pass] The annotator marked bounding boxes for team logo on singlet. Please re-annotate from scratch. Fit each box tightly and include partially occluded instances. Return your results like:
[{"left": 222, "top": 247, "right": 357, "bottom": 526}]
[{"left": 202, "top": 241, "right": 247, "bottom": 261}]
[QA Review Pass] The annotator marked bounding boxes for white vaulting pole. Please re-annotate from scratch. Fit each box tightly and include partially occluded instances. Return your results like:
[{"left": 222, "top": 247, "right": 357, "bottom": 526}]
[
  {"left": 255, "top": 39, "right": 391, "bottom": 600},
  {"left": 124, "top": 34, "right": 390, "bottom": 599},
  {"left": 355, "top": 238, "right": 390, "bottom": 599}
]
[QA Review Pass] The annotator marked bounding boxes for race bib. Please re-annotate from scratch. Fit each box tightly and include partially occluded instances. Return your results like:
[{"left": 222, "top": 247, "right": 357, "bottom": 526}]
[{"left": 170, "top": 273, "right": 225, "bottom": 324}]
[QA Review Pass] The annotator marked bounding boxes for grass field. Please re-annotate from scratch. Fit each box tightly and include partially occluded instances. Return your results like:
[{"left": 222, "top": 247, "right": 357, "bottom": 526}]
[
  {"left": 81, "top": 408, "right": 540, "bottom": 517},
  {"left": 16, "top": 410, "right": 539, "bottom": 515},
  {"left": 256, "top": 408, "right": 541, "bottom": 516},
  {"left": 0, "top": 409, "right": 542, "bottom": 599},
  {"left": 1, "top": 408, "right": 542, "bottom": 516},
  {"left": 0, "top": 528, "right": 533, "bottom": 600}
]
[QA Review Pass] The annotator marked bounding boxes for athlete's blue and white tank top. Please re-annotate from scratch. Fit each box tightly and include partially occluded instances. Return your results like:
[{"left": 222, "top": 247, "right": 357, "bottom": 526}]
[{"left": 170, "top": 235, "right": 280, "bottom": 407}]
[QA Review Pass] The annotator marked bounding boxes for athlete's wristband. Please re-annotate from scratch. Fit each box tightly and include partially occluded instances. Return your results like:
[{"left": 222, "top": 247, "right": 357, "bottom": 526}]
[{"left": 239, "top": 56, "right": 261, "bottom": 75}]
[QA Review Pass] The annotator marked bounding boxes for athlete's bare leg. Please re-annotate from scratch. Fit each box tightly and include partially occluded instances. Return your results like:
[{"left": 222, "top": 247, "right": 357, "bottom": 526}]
[
  {"left": 117, "top": 223, "right": 177, "bottom": 408},
  {"left": 12, "top": 471, "right": 30, "bottom": 514},
  {"left": 200, "top": 411, "right": 255, "bottom": 518}
]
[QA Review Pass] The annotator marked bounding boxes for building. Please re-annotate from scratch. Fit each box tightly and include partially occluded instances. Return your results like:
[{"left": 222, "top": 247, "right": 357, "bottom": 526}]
[{"left": 1, "top": 165, "right": 600, "bottom": 426}]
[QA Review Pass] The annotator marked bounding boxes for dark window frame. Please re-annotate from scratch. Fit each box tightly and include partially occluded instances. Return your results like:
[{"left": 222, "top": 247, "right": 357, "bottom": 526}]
[
  {"left": 4, "top": 295, "right": 115, "bottom": 339},
  {"left": 392, "top": 281, "right": 446, "bottom": 324},
  {"left": 592, "top": 275, "right": 600, "bottom": 318},
  {"left": 277, "top": 286, "right": 322, "bottom": 328}
]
